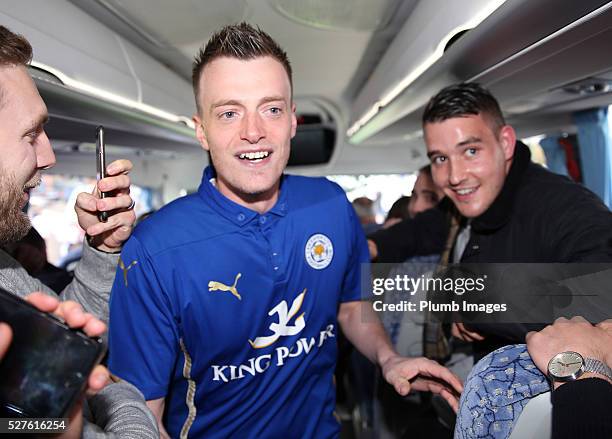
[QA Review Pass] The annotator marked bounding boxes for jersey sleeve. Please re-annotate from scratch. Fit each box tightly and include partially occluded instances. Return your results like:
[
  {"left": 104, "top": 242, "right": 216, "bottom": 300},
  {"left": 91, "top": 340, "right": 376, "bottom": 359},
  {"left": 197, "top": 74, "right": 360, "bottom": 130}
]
[
  {"left": 340, "top": 197, "right": 371, "bottom": 303},
  {"left": 107, "top": 235, "right": 179, "bottom": 400}
]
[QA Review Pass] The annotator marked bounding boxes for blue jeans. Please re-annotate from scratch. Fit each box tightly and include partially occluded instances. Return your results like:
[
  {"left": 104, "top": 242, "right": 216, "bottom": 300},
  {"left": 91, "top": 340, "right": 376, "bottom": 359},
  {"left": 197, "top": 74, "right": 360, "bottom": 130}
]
[{"left": 455, "top": 344, "right": 550, "bottom": 438}]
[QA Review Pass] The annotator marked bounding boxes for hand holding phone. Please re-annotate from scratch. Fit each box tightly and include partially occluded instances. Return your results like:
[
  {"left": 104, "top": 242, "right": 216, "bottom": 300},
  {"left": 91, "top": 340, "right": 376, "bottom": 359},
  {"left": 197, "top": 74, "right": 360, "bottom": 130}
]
[
  {"left": 96, "top": 126, "right": 108, "bottom": 222},
  {"left": 0, "top": 290, "right": 106, "bottom": 418},
  {"left": 75, "top": 126, "right": 136, "bottom": 252}
]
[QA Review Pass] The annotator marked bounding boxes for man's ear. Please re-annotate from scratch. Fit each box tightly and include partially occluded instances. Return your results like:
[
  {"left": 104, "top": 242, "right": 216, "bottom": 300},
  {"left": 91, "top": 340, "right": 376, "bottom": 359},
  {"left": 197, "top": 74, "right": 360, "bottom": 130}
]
[
  {"left": 498, "top": 125, "right": 516, "bottom": 161},
  {"left": 193, "top": 114, "right": 210, "bottom": 151},
  {"left": 290, "top": 102, "right": 297, "bottom": 139}
]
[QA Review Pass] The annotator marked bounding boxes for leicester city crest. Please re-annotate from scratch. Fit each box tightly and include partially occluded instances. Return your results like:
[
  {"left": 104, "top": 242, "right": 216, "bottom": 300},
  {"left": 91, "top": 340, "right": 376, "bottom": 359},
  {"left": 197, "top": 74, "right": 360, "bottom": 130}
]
[{"left": 305, "top": 233, "right": 333, "bottom": 270}]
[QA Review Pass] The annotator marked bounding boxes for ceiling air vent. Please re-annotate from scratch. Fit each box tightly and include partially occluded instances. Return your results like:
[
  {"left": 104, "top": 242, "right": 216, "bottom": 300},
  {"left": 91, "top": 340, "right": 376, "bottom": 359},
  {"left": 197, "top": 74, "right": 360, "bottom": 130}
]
[{"left": 561, "top": 77, "right": 612, "bottom": 95}]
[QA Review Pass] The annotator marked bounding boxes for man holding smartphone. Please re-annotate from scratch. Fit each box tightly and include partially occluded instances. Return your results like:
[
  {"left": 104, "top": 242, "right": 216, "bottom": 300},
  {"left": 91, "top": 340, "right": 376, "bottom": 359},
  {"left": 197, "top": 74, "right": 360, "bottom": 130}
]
[
  {"left": 0, "top": 25, "right": 157, "bottom": 437},
  {"left": 109, "top": 23, "right": 463, "bottom": 438},
  {"left": 0, "top": 25, "right": 135, "bottom": 323}
]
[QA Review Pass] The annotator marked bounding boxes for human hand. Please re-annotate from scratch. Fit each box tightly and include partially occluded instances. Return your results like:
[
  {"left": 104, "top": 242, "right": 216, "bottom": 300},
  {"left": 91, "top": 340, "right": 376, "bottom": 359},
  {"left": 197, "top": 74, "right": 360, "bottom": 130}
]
[
  {"left": 368, "top": 239, "right": 378, "bottom": 260},
  {"left": 1, "top": 292, "right": 108, "bottom": 362},
  {"left": 25, "top": 293, "right": 111, "bottom": 437},
  {"left": 381, "top": 355, "right": 463, "bottom": 412},
  {"left": 596, "top": 319, "right": 612, "bottom": 366},
  {"left": 383, "top": 218, "right": 402, "bottom": 229},
  {"left": 452, "top": 322, "right": 485, "bottom": 342},
  {"left": 26, "top": 292, "right": 107, "bottom": 337},
  {"left": 526, "top": 316, "right": 612, "bottom": 388},
  {"left": 75, "top": 159, "right": 136, "bottom": 253},
  {"left": 0, "top": 322, "right": 12, "bottom": 360}
]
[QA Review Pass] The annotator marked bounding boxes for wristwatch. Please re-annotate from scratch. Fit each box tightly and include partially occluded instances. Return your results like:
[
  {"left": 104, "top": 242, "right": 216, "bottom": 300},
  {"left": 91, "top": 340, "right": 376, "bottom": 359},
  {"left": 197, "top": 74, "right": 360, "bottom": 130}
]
[{"left": 547, "top": 351, "right": 612, "bottom": 383}]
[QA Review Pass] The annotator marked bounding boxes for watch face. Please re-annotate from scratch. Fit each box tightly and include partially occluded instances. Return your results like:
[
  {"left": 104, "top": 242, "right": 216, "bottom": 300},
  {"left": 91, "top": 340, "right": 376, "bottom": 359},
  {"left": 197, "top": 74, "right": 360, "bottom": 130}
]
[{"left": 548, "top": 351, "right": 584, "bottom": 380}]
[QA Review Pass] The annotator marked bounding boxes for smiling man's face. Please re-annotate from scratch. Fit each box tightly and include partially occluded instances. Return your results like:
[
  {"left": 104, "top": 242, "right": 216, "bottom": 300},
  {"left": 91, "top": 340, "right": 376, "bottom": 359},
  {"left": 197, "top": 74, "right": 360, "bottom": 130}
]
[
  {"left": 0, "top": 65, "right": 54, "bottom": 243},
  {"left": 424, "top": 114, "right": 515, "bottom": 218},
  {"left": 194, "top": 56, "right": 296, "bottom": 211}
]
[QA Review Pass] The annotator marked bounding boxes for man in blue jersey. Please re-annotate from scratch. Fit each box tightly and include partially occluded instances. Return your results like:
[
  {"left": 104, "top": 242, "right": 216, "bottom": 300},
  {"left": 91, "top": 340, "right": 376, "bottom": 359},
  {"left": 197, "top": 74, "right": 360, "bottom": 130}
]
[{"left": 108, "top": 23, "right": 463, "bottom": 438}]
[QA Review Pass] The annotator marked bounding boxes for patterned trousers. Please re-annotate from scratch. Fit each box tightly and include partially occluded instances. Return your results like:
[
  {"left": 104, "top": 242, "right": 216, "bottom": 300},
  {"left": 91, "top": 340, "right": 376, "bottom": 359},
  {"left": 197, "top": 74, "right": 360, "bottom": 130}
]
[{"left": 455, "top": 344, "right": 551, "bottom": 438}]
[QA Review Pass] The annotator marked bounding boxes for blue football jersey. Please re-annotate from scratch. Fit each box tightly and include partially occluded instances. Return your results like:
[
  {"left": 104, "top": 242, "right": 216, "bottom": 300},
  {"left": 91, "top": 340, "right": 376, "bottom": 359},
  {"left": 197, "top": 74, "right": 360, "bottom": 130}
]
[{"left": 108, "top": 167, "right": 369, "bottom": 438}]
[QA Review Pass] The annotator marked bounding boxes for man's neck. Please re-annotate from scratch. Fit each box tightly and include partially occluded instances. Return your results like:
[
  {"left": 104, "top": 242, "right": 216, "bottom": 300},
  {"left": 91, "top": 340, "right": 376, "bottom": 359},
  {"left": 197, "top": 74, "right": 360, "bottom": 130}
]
[{"left": 212, "top": 178, "right": 279, "bottom": 214}]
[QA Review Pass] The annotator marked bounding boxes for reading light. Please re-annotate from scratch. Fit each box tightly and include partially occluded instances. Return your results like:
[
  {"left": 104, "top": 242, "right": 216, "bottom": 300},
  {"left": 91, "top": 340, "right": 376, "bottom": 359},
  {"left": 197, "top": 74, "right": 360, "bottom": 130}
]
[
  {"left": 347, "top": 0, "right": 508, "bottom": 141},
  {"left": 31, "top": 60, "right": 195, "bottom": 129}
]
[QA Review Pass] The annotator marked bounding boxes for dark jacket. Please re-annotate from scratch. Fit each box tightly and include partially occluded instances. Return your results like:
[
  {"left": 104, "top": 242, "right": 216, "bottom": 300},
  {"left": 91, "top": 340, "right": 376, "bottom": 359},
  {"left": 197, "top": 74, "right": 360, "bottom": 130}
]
[
  {"left": 552, "top": 378, "right": 612, "bottom": 439},
  {"left": 369, "top": 202, "right": 449, "bottom": 263},
  {"left": 372, "top": 142, "right": 612, "bottom": 357}
]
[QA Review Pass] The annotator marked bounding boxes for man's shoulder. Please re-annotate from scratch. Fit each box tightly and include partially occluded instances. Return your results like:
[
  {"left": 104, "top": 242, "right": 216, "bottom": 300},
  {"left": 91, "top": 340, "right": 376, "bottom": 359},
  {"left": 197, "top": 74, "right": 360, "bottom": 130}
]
[
  {"left": 518, "top": 161, "right": 604, "bottom": 207},
  {"left": 523, "top": 161, "right": 576, "bottom": 188},
  {"left": 515, "top": 162, "right": 611, "bottom": 233},
  {"left": 285, "top": 174, "right": 344, "bottom": 193},
  {"left": 510, "top": 161, "right": 612, "bottom": 262},
  {"left": 135, "top": 193, "right": 204, "bottom": 228},
  {"left": 0, "top": 248, "right": 41, "bottom": 299},
  {"left": 284, "top": 174, "right": 348, "bottom": 207}
]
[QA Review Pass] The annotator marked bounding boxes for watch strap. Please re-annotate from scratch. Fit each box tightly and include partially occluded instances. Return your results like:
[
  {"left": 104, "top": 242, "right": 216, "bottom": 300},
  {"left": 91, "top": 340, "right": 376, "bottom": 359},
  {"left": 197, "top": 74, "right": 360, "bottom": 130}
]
[{"left": 584, "top": 357, "right": 612, "bottom": 381}]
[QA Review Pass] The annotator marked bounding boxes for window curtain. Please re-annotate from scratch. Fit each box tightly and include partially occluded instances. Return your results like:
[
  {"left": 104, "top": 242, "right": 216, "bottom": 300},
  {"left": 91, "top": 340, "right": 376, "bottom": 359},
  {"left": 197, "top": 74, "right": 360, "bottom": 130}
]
[
  {"left": 540, "top": 136, "right": 569, "bottom": 177},
  {"left": 573, "top": 107, "right": 612, "bottom": 208}
]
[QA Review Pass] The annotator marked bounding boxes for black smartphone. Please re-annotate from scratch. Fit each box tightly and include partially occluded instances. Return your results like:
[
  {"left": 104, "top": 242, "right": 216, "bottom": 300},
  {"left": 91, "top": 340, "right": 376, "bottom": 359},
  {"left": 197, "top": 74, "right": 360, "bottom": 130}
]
[
  {"left": 0, "top": 289, "right": 106, "bottom": 418},
  {"left": 96, "top": 126, "right": 109, "bottom": 222}
]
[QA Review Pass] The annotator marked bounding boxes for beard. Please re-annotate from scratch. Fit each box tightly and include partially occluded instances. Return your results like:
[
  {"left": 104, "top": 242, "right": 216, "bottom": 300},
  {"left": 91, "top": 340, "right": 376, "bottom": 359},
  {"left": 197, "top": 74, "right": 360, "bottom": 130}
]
[{"left": 0, "top": 172, "right": 40, "bottom": 245}]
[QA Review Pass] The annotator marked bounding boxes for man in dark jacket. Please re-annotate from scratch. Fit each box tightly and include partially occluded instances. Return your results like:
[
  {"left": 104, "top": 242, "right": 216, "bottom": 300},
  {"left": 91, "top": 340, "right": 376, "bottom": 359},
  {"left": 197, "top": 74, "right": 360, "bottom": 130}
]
[{"left": 371, "top": 82, "right": 612, "bottom": 359}]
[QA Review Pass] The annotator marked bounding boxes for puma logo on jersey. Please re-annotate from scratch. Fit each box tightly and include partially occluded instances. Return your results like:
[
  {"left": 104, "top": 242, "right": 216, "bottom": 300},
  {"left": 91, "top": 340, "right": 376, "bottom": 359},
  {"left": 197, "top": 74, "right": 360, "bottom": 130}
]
[
  {"left": 118, "top": 258, "right": 138, "bottom": 287},
  {"left": 208, "top": 273, "right": 242, "bottom": 300},
  {"left": 249, "top": 289, "right": 307, "bottom": 349}
]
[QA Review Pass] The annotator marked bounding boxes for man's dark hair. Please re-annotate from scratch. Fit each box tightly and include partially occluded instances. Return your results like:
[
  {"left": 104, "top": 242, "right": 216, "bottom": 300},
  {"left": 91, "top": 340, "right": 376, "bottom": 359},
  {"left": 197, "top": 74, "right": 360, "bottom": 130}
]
[
  {"left": 0, "top": 26, "right": 33, "bottom": 106},
  {"left": 192, "top": 22, "right": 292, "bottom": 113},
  {"left": 422, "top": 83, "right": 505, "bottom": 134},
  {"left": 386, "top": 196, "right": 411, "bottom": 222},
  {"left": 0, "top": 26, "right": 32, "bottom": 67}
]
